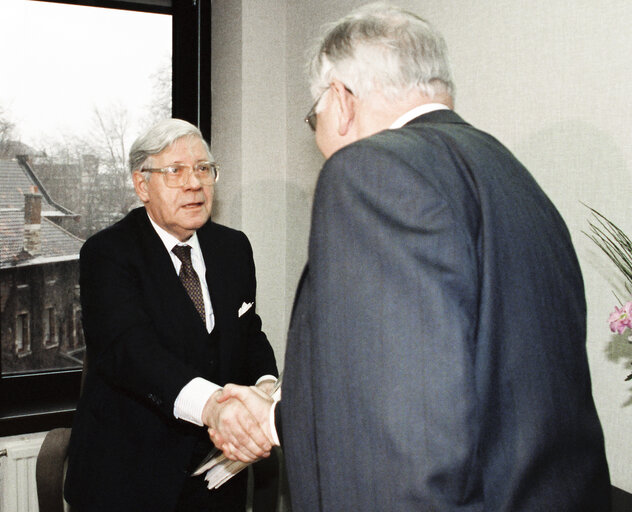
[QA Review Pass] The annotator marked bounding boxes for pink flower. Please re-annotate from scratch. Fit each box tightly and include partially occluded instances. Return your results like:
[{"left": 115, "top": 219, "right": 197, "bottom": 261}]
[{"left": 609, "top": 302, "right": 632, "bottom": 335}]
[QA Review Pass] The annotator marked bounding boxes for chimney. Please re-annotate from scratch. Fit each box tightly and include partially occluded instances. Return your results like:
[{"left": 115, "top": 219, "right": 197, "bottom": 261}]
[{"left": 24, "top": 185, "right": 42, "bottom": 256}]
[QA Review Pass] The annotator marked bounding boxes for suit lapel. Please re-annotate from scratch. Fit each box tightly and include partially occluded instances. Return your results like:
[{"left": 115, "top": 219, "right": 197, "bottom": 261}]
[
  {"left": 196, "top": 222, "right": 231, "bottom": 336},
  {"left": 133, "top": 209, "right": 208, "bottom": 341}
]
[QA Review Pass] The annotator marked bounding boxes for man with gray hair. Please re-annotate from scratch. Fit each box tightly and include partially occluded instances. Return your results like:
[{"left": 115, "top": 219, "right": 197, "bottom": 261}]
[
  {"left": 216, "top": 3, "right": 610, "bottom": 511},
  {"left": 64, "top": 118, "right": 278, "bottom": 511}
]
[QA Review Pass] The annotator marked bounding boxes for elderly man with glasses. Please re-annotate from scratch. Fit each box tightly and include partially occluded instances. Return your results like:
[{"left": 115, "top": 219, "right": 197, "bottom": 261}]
[
  {"left": 213, "top": 3, "right": 610, "bottom": 511},
  {"left": 64, "top": 118, "right": 278, "bottom": 512}
]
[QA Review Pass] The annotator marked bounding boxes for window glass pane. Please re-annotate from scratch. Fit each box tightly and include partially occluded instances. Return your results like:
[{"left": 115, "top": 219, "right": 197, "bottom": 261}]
[
  {"left": 43, "top": 306, "right": 57, "bottom": 348},
  {"left": 0, "top": 0, "right": 172, "bottom": 376},
  {"left": 17, "top": 316, "right": 24, "bottom": 351},
  {"left": 43, "top": 308, "right": 51, "bottom": 344}
]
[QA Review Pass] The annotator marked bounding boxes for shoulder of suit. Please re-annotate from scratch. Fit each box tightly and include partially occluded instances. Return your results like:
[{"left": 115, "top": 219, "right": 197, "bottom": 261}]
[
  {"left": 323, "top": 129, "right": 424, "bottom": 175},
  {"left": 325, "top": 110, "right": 477, "bottom": 171},
  {"left": 199, "top": 219, "right": 243, "bottom": 238},
  {"left": 318, "top": 116, "right": 474, "bottom": 198},
  {"left": 197, "top": 220, "right": 250, "bottom": 250},
  {"left": 81, "top": 207, "right": 146, "bottom": 252}
]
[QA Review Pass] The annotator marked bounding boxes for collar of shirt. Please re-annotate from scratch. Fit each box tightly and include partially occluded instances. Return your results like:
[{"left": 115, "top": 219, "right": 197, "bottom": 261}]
[
  {"left": 147, "top": 214, "right": 204, "bottom": 271},
  {"left": 389, "top": 103, "right": 450, "bottom": 129},
  {"left": 147, "top": 214, "right": 214, "bottom": 332}
]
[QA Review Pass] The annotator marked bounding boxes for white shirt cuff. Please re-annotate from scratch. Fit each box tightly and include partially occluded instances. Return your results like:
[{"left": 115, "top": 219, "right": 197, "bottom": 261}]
[
  {"left": 256, "top": 374, "right": 277, "bottom": 386},
  {"left": 174, "top": 377, "right": 221, "bottom": 426}
]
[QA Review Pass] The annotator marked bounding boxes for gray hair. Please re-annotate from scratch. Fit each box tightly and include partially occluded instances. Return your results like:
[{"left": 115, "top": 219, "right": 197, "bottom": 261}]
[
  {"left": 128, "top": 118, "right": 212, "bottom": 173},
  {"left": 307, "top": 2, "right": 455, "bottom": 103}
]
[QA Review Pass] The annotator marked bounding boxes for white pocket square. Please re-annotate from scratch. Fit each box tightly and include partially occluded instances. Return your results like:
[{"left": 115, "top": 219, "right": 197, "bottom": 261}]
[{"left": 238, "top": 302, "right": 253, "bottom": 317}]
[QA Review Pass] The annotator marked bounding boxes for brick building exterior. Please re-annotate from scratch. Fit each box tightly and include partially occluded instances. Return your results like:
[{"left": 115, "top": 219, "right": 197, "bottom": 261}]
[{"left": 0, "top": 157, "right": 85, "bottom": 375}]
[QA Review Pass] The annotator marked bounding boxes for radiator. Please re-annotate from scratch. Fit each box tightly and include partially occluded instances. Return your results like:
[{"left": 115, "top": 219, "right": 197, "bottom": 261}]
[{"left": 0, "top": 432, "right": 46, "bottom": 512}]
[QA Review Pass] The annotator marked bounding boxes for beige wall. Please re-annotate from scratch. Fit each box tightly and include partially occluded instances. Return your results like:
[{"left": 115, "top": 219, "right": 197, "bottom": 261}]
[{"left": 211, "top": 0, "right": 632, "bottom": 491}]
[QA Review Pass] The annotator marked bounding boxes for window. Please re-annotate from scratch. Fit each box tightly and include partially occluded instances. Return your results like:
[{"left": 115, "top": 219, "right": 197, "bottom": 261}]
[
  {"left": 0, "top": 0, "right": 211, "bottom": 436},
  {"left": 15, "top": 313, "right": 30, "bottom": 355},
  {"left": 43, "top": 307, "right": 57, "bottom": 348}
]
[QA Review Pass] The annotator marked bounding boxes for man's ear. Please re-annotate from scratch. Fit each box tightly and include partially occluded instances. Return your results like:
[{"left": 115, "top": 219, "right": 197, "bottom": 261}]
[
  {"left": 331, "top": 80, "right": 355, "bottom": 136},
  {"left": 132, "top": 171, "right": 150, "bottom": 203}
]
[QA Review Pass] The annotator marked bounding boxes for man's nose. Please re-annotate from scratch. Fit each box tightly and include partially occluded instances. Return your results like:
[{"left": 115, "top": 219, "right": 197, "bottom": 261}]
[{"left": 182, "top": 168, "right": 203, "bottom": 189}]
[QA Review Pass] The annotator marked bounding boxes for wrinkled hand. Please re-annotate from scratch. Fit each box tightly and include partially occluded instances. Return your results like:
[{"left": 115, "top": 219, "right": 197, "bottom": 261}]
[
  {"left": 202, "top": 389, "right": 272, "bottom": 463},
  {"left": 209, "top": 384, "right": 277, "bottom": 461}
]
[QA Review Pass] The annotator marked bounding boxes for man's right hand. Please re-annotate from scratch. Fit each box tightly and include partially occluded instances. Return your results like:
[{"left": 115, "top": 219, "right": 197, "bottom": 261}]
[{"left": 202, "top": 389, "right": 273, "bottom": 463}]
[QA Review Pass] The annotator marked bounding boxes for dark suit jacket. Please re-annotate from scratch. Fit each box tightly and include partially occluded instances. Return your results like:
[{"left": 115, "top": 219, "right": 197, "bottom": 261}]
[
  {"left": 64, "top": 207, "right": 278, "bottom": 511},
  {"left": 282, "top": 110, "right": 610, "bottom": 511}
]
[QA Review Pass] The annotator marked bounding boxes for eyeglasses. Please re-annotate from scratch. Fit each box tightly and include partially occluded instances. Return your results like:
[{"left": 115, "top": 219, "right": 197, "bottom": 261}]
[
  {"left": 304, "top": 88, "right": 329, "bottom": 132},
  {"left": 304, "top": 85, "right": 354, "bottom": 132},
  {"left": 140, "top": 161, "right": 219, "bottom": 188}
]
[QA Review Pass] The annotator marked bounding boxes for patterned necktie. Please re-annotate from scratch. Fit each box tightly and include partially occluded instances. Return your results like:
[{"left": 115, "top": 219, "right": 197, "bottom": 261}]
[{"left": 172, "top": 245, "right": 206, "bottom": 324}]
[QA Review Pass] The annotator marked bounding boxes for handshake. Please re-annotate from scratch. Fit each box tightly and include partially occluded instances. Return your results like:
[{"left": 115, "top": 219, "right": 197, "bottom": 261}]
[{"left": 201, "top": 379, "right": 280, "bottom": 464}]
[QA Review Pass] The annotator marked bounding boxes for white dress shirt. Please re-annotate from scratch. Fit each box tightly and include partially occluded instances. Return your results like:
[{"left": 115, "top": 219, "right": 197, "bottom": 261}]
[{"left": 148, "top": 216, "right": 215, "bottom": 332}]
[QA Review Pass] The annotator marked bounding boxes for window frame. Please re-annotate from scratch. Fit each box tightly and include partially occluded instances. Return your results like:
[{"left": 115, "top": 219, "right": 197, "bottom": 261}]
[{"left": 0, "top": 0, "right": 212, "bottom": 436}]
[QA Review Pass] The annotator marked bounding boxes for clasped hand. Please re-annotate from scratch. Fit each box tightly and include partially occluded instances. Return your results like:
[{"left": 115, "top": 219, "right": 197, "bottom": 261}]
[{"left": 202, "top": 382, "right": 276, "bottom": 463}]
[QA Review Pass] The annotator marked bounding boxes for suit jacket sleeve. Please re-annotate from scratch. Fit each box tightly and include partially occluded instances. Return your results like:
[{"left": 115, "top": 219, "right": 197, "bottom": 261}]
[
  {"left": 305, "top": 140, "right": 481, "bottom": 508},
  {"left": 79, "top": 230, "right": 202, "bottom": 418}
]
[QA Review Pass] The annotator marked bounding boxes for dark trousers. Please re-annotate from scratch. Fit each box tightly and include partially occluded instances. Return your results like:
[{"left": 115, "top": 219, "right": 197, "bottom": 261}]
[{"left": 176, "top": 470, "right": 248, "bottom": 512}]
